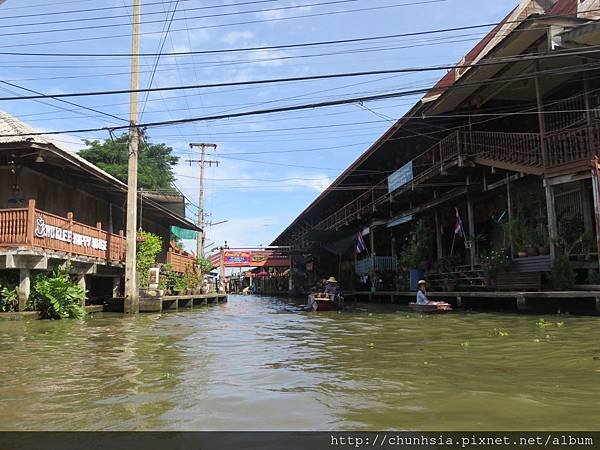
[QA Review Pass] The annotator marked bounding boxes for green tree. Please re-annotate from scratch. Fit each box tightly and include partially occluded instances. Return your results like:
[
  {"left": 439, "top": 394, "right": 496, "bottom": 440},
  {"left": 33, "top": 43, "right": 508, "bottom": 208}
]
[{"left": 78, "top": 132, "right": 179, "bottom": 191}]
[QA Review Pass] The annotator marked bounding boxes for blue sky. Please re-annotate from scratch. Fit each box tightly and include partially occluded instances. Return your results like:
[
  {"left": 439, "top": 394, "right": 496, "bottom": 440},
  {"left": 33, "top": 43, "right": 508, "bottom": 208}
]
[{"left": 0, "top": 0, "right": 515, "bottom": 252}]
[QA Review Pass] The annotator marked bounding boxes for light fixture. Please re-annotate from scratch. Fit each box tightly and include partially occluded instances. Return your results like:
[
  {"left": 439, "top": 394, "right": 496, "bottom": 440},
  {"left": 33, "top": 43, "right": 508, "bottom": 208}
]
[{"left": 35, "top": 151, "right": 45, "bottom": 163}]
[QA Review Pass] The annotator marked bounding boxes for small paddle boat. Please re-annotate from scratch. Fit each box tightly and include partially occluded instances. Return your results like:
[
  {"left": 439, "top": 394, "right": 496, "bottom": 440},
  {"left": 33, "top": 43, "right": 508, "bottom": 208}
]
[
  {"left": 409, "top": 301, "right": 453, "bottom": 313},
  {"left": 308, "top": 293, "right": 344, "bottom": 311}
]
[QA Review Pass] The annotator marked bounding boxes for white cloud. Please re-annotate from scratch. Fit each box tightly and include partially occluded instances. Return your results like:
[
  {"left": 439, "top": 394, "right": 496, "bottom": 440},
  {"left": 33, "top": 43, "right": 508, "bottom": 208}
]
[
  {"left": 222, "top": 31, "right": 255, "bottom": 46},
  {"left": 284, "top": 174, "right": 332, "bottom": 192}
]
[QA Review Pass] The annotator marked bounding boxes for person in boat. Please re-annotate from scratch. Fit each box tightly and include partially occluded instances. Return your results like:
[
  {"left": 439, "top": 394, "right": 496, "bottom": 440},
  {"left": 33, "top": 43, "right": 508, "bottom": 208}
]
[
  {"left": 323, "top": 277, "right": 341, "bottom": 296},
  {"left": 416, "top": 279, "right": 431, "bottom": 305}
]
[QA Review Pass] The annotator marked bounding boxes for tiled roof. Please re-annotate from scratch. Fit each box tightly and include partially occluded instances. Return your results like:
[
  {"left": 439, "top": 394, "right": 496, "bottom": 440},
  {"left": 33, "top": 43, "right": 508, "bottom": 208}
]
[{"left": 423, "top": 0, "right": 579, "bottom": 101}]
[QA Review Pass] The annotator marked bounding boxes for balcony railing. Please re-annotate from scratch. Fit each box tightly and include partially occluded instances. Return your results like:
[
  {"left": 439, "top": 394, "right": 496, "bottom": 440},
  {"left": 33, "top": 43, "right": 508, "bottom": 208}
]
[
  {"left": 355, "top": 256, "right": 398, "bottom": 274},
  {"left": 166, "top": 247, "right": 197, "bottom": 274},
  {"left": 0, "top": 199, "right": 125, "bottom": 263},
  {"left": 310, "top": 122, "right": 600, "bottom": 235}
]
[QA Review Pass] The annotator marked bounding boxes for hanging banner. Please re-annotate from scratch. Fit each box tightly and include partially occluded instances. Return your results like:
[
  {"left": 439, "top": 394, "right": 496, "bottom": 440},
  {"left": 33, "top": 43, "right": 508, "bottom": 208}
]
[
  {"left": 388, "top": 161, "right": 413, "bottom": 193},
  {"left": 170, "top": 226, "right": 197, "bottom": 240},
  {"left": 223, "top": 251, "right": 252, "bottom": 266}
]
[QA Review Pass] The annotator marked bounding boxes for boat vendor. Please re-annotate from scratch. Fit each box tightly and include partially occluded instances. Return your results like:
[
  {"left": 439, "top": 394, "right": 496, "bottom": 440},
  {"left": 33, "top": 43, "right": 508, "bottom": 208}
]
[
  {"left": 416, "top": 279, "right": 430, "bottom": 305},
  {"left": 323, "top": 277, "right": 341, "bottom": 296}
]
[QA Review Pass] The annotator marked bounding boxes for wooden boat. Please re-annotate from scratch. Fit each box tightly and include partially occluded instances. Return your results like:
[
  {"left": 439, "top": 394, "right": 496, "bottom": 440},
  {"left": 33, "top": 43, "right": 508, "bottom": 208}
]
[
  {"left": 409, "top": 301, "right": 453, "bottom": 313},
  {"left": 308, "top": 293, "right": 344, "bottom": 311}
]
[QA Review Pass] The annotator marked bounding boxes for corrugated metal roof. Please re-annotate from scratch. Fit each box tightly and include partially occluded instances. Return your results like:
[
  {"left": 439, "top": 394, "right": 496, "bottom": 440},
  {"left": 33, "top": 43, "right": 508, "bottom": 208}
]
[
  {"left": 0, "top": 109, "right": 201, "bottom": 231},
  {"left": 0, "top": 110, "right": 53, "bottom": 145}
]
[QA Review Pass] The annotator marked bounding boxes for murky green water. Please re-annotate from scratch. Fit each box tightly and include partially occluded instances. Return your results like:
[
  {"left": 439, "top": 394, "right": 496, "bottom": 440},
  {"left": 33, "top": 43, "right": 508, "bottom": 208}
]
[{"left": 1, "top": 295, "right": 599, "bottom": 431}]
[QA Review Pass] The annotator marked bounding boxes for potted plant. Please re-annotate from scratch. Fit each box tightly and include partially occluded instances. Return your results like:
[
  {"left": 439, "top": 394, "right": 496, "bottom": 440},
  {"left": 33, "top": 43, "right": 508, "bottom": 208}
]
[
  {"left": 537, "top": 227, "right": 550, "bottom": 256},
  {"left": 525, "top": 231, "right": 539, "bottom": 257},
  {"left": 480, "top": 249, "right": 510, "bottom": 287}
]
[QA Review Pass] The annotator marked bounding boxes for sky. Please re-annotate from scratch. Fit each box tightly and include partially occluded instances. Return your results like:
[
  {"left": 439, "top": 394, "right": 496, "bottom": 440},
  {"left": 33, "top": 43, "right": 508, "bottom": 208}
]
[{"left": 0, "top": 0, "right": 516, "bottom": 254}]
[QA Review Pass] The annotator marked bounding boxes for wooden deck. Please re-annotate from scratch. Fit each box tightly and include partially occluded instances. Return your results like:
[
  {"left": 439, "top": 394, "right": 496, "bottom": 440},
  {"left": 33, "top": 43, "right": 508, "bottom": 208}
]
[
  {"left": 344, "top": 290, "right": 600, "bottom": 313},
  {"left": 105, "top": 293, "right": 228, "bottom": 313}
]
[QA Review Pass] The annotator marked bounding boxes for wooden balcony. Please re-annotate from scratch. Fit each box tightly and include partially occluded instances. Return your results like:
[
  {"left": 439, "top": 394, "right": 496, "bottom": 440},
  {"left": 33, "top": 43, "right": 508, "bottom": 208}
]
[
  {"left": 313, "top": 123, "right": 600, "bottom": 233},
  {"left": 0, "top": 199, "right": 125, "bottom": 264},
  {"left": 166, "top": 244, "right": 197, "bottom": 274}
]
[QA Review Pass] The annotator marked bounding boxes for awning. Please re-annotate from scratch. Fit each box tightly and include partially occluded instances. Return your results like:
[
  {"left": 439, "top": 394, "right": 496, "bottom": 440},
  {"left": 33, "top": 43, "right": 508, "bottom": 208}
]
[{"left": 387, "top": 214, "right": 413, "bottom": 228}]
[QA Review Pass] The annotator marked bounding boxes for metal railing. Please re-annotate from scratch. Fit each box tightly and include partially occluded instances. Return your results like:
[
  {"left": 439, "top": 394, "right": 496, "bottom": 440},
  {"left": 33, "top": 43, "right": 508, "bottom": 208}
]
[{"left": 355, "top": 256, "right": 398, "bottom": 274}]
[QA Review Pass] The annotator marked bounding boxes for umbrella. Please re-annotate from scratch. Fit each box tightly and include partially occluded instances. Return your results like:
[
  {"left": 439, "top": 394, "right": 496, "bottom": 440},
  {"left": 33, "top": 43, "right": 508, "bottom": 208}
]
[{"left": 255, "top": 270, "right": 270, "bottom": 277}]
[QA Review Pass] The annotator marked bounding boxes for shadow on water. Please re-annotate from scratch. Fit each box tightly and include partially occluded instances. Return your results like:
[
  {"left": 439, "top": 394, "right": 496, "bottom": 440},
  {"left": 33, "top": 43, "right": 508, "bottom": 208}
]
[{"left": 1, "top": 294, "right": 600, "bottom": 430}]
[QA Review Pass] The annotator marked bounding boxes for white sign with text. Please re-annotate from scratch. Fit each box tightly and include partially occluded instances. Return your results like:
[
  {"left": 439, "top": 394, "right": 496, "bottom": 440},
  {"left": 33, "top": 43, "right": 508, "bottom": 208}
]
[{"left": 34, "top": 216, "right": 108, "bottom": 251}]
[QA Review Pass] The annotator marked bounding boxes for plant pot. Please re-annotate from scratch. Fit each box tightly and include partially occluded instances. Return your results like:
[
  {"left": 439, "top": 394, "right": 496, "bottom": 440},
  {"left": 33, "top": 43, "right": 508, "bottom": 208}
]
[
  {"left": 517, "top": 251, "right": 528, "bottom": 258},
  {"left": 527, "top": 247, "right": 539, "bottom": 257}
]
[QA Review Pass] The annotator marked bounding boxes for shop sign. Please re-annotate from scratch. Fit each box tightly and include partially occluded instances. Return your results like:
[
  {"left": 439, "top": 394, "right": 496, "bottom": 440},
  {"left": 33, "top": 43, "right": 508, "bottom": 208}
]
[
  {"left": 388, "top": 161, "right": 413, "bottom": 193},
  {"left": 34, "top": 216, "right": 108, "bottom": 251},
  {"left": 223, "top": 251, "right": 252, "bottom": 266}
]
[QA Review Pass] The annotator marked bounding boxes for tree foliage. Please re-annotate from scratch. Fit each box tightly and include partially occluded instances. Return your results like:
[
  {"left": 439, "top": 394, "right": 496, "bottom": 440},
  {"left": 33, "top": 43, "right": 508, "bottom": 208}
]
[
  {"left": 78, "top": 132, "right": 179, "bottom": 191},
  {"left": 137, "top": 231, "right": 164, "bottom": 288},
  {"left": 196, "top": 257, "right": 213, "bottom": 275}
]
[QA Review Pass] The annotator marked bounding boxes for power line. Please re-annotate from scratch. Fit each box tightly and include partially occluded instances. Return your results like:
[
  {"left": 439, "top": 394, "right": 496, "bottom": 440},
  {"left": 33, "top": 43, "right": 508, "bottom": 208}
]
[
  {"left": 4, "top": 60, "right": 600, "bottom": 138},
  {"left": 0, "top": 7, "right": 596, "bottom": 57},
  {"left": 0, "top": 0, "right": 442, "bottom": 39},
  {"left": 0, "top": 80, "right": 127, "bottom": 123},
  {"left": 0, "top": 0, "right": 276, "bottom": 22},
  {"left": 139, "top": 0, "right": 181, "bottom": 119},
  {"left": 2, "top": 48, "right": 599, "bottom": 102}
]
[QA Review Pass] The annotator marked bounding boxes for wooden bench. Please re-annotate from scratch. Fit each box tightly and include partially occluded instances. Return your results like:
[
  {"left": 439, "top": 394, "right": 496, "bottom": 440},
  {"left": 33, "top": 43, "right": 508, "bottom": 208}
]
[{"left": 496, "top": 271, "right": 543, "bottom": 291}]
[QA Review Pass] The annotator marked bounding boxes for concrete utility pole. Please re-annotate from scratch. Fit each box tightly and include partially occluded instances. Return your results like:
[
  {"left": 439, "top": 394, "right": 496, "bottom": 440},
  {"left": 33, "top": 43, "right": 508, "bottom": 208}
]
[
  {"left": 187, "top": 143, "right": 218, "bottom": 259},
  {"left": 124, "top": 0, "right": 142, "bottom": 314}
]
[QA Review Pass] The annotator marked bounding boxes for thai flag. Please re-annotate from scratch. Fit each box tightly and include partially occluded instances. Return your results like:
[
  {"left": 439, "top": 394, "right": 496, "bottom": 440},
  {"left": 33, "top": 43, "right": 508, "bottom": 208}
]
[
  {"left": 356, "top": 232, "right": 367, "bottom": 254},
  {"left": 454, "top": 208, "right": 463, "bottom": 236}
]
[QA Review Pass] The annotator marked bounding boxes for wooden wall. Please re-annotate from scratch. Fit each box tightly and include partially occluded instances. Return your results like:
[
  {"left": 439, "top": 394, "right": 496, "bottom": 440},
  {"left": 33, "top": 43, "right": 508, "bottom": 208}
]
[{"left": 0, "top": 166, "right": 172, "bottom": 251}]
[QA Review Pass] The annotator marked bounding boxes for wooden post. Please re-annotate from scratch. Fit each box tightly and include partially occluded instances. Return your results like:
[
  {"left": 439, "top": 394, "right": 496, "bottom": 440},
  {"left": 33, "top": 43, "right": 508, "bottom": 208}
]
[
  {"left": 457, "top": 131, "right": 463, "bottom": 166},
  {"left": 534, "top": 63, "right": 548, "bottom": 168},
  {"left": 584, "top": 70, "right": 594, "bottom": 155},
  {"left": 370, "top": 226, "right": 376, "bottom": 257},
  {"left": 595, "top": 297, "right": 600, "bottom": 314},
  {"left": 67, "top": 212, "right": 74, "bottom": 256},
  {"left": 77, "top": 275, "right": 87, "bottom": 307},
  {"left": 220, "top": 250, "right": 226, "bottom": 293},
  {"left": 26, "top": 199, "right": 36, "bottom": 245},
  {"left": 119, "top": 230, "right": 125, "bottom": 263},
  {"left": 435, "top": 211, "right": 443, "bottom": 261},
  {"left": 18, "top": 268, "right": 30, "bottom": 312},
  {"left": 544, "top": 179, "right": 558, "bottom": 261},
  {"left": 507, "top": 174, "right": 513, "bottom": 256},
  {"left": 591, "top": 162, "right": 600, "bottom": 272},
  {"left": 467, "top": 194, "right": 476, "bottom": 268},
  {"left": 390, "top": 228, "right": 398, "bottom": 291},
  {"left": 581, "top": 180, "right": 593, "bottom": 234}
]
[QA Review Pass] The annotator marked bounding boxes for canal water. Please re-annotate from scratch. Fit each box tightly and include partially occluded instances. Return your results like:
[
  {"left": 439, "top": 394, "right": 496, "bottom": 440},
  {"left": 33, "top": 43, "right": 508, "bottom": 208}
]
[{"left": 1, "top": 295, "right": 599, "bottom": 431}]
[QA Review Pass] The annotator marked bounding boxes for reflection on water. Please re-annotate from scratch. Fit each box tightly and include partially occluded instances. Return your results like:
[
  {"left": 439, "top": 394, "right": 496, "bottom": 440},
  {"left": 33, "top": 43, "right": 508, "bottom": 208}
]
[{"left": 1, "top": 295, "right": 600, "bottom": 430}]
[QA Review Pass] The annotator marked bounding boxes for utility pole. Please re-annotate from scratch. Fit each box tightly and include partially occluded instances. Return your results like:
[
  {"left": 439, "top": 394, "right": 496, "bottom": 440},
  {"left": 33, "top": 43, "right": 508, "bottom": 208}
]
[
  {"left": 124, "top": 0, "right": 141, "bottom": 314},
  {"left": 187, "top": 143, "right": 218, "bottom": 259}
]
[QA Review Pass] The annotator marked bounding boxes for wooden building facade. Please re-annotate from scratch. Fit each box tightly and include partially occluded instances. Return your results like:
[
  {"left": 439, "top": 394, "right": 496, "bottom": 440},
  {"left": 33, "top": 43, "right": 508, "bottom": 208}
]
[
  {"left": 272, "top": 0, "right": 600, "bottom": 306},
  {"left": 0, "top": 111, "right": 199, "bottom": 309}
]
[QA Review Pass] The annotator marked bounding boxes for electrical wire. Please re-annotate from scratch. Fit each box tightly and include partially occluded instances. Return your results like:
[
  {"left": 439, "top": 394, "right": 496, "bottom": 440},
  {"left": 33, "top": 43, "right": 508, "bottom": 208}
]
[
  {"left": 2, "top": 6, "right": 598, "bottom": 56},
  {"left": 0, "top": 0, "right": 444, "bottom": 39}
]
